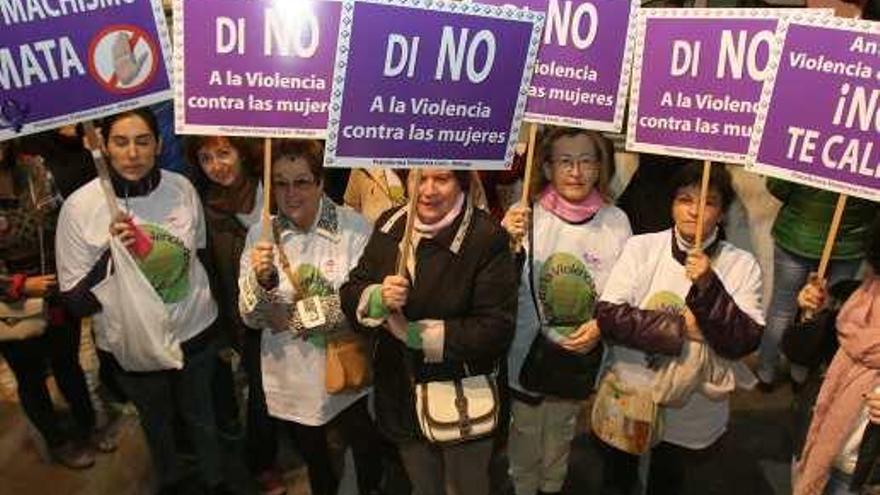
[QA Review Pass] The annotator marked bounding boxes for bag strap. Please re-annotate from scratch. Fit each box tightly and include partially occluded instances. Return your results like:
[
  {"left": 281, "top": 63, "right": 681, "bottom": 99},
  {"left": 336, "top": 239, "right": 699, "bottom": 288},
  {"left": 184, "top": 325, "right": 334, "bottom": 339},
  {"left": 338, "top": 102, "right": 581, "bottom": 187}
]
[
  {"left": 272, "top": 219, "right": 304, "bottom": 302},
  {"left": 526, "top": 208, "right": 544, "bottom": 328},
  {"left": 25, "top": 168, "right": 45, "bottom": 275}
]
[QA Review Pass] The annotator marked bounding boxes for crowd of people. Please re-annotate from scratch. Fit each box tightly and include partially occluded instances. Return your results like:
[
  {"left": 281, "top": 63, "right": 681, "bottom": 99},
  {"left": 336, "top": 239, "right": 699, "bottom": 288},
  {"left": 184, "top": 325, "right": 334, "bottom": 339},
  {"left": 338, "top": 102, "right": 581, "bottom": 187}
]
[{"left": 0, "top": 102, "right": 878, "bottom": 495}]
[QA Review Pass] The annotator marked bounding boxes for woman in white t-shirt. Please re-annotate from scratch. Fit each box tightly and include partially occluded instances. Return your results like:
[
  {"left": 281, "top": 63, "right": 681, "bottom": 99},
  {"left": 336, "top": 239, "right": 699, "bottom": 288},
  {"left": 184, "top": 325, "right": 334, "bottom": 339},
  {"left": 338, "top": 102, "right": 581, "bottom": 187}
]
[
  {"left": 56, "top": 109, "right": 229, "bottom": 494},
  {"left": 239, "top": 139, "right": 382, "bottom": 495},
  {"left": 595, "top": 163, "right": 764, "bottom": 494},
  {"left": 501, "top": 127, "right": 631, "bottom": 495}
]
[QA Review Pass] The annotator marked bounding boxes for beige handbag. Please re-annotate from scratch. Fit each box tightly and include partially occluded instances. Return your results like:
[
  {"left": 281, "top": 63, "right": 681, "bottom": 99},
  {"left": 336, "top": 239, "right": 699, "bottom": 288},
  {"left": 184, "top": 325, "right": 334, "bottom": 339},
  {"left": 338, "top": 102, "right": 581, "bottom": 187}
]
[
  {"left": 591, "top": 370, "right": 663, "bottom": 455},
  {"left": 415, "top": 372, "right": 499, "bottom": 444},
  {"left": 0, "top": 298, "right": 47, "bottom": 341},
  {"left": 325, "top": 330, "right": 372, "bottom": 394}
]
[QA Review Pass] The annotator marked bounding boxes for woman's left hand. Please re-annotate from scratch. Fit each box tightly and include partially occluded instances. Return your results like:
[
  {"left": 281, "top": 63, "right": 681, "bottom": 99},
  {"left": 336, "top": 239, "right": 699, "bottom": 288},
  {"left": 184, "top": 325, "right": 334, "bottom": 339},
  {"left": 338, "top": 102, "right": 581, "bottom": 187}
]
[
  {"left": 685, "top": 249, "right": 711, "bottom": 285},
  {"left": 560, "top": 319, "right": 601, "bottom": 353},
  {"left": 386, "top": 311, "right": 408, "bottom": 342},
  {"left": 866, "top": 391, "right": 880, "bottom": 424}
]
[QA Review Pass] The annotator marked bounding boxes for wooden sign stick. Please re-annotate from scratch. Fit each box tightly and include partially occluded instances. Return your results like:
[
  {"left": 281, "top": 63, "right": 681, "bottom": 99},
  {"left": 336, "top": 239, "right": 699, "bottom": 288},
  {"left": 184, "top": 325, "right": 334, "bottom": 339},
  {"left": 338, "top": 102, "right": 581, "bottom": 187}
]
[
  {"left": 260, "top": 137, "right": 273, "bottom": 242},
  {"left": 694, "top": 160, "right": 712, "bottom": 251},
  {"left": 511, "top": 122, "right": 538, "bottom": 252},
  {"left": 801, "top": 193, "right": 849, "bottom": 321},
  {"left": 396, "top": 168, "right": 423, "bottom": 277},
  {"left": 82, "top": 121, "right": 121, "bottom": 219},
  {"left": 816, "top": 193, "right": 849, "bottom": 281},
  {"left": 519, "top": 122, "right": 539, "bottom": 207}
]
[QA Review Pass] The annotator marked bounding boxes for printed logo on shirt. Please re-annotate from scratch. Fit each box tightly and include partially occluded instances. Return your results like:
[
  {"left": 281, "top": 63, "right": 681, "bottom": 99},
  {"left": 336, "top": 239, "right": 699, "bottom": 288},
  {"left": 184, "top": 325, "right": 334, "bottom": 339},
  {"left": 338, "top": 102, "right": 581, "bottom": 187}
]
[
  {"left": 539, "top": 252, "right": 596, "bottom": 325},
  {"left": 644, "top": 291, "right": 685, "bottom": 315},
  {"left": 136, "top": 224, "right": 191, "bottom": 304},
  {"left": 290, "top": 264, "right": 335, "bottom": 348},
  {"left": 293, "top": 264, "right": 334, "bottom": 298}
]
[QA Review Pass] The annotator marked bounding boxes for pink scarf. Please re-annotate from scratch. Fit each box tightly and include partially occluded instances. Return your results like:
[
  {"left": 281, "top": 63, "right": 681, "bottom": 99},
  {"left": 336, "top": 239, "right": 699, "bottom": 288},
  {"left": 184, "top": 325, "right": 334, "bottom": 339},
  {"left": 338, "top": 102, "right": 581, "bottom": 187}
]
[
  {"left": 795, "top": 274, "right": 880, "bottom": 495},
  {"left": 538, "top": 186, "right": 604, "bottom": 224}
]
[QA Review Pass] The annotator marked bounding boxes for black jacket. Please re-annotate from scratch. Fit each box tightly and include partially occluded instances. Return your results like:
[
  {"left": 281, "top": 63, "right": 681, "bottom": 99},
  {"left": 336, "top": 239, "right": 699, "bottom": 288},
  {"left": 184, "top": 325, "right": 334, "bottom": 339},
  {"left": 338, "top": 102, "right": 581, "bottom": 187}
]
[{"left": 340, "top": 201, "right": 518, "bottom": 442}]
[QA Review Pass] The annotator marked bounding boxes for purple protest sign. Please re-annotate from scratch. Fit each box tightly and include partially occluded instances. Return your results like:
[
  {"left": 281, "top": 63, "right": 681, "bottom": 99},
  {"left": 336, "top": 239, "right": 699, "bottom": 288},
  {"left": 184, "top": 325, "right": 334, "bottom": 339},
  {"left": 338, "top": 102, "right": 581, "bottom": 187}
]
[
  {"left": 627, "top": 9, "right": 829, "bottom": 164},
  {"left": 325, "top": 0, "right": 544, "bottom": 170},
  {"left": 173, "top": 0, "right": 340, "bottom": 138},
  {"left": 749, "top": 17, "right": 880, "bottom": 203},
  {"left": 480, "top": 0, "right": 638, "bottom": 132},
  {"left": 0, "top": 0, "right": 172, "bottom": 141}
]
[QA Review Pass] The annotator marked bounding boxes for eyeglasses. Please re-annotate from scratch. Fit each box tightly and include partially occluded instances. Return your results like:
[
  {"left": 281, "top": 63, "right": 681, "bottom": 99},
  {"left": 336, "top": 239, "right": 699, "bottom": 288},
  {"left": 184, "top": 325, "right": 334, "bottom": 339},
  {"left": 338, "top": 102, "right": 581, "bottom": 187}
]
[
  {"left": 273, "top": 177, "right": 317, "bottom": 192},
  {"left": 551, "top": 155, "right": 600, "bottom": 171}
]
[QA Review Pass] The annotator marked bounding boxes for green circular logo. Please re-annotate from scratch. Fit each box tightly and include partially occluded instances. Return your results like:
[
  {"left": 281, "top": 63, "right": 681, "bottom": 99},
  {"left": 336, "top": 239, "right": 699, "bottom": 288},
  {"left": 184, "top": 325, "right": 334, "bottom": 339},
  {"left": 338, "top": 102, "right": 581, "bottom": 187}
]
[
  {"left": 644, "top": 291, "right": 685, "bottom": 315},
  {"left": 135, "top": 224, "right": 190, "bottom": 304},
  {"left": 539, "top": 252, "right": 596, "bottom": 325}
]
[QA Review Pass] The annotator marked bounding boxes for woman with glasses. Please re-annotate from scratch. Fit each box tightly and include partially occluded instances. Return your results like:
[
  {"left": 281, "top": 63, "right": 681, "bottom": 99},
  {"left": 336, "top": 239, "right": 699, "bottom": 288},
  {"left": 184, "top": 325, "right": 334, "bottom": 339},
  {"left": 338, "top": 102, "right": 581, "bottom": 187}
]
[
  {"left": 501, "top": 127, "right": 631, "bottom": 495},
  {"left": 239, "top": 139, "right": 382, "bottom": 495}
]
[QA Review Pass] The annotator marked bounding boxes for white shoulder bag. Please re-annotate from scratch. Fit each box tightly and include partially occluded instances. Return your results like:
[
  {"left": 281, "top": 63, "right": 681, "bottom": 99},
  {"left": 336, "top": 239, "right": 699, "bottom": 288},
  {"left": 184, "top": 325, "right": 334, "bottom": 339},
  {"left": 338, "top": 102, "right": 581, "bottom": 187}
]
[{"left": 92, "top": 236, "right": 182, "bottom": 371}]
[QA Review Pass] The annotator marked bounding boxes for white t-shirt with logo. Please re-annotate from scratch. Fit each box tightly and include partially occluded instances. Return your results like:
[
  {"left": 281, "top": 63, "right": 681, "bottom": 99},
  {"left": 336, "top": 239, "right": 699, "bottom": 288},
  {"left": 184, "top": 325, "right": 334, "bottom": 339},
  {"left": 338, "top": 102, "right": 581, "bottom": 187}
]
[
  {"left": 56, "top": 170, "right": 218, "bottom": 351},
  {"left": 599, "top": 229, "right": 764, "bottom": 449},
  {"left": 507, "top": 202, "right": 632, "bottom": 395}
]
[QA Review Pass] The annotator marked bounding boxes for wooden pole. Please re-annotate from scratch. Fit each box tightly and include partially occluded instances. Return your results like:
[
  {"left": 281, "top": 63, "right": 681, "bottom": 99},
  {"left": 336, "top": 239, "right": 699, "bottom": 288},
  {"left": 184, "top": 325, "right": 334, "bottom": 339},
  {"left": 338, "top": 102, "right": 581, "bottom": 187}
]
[
  {"left": 396, "top": 168, "right": 422, "bottom": 277},
  {"left": 519, "top": 122, "right": 539, "bottom": 207},
  {"left": 260, "top": 137, "right": 273, "bottom": 242},
  {"left": 816, "top": 193, "right": 849, "bottom": 281},
  {"left": 82, "top": 121, "right": 121, "bottom": 219},
  {"left": 802, "top": 193, "right": 849, "bottom": 321},
  {"left": 510, "top": 122, "right": 538, "bottom": 253},
  {"left": 694, "top": 160, "right": 712, "bottom": 251}
]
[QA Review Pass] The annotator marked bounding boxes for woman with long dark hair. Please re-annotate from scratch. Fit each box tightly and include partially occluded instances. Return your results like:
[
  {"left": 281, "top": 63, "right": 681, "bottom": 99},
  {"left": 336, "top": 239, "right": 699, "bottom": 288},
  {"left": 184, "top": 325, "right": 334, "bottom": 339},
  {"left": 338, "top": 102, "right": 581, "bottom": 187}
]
[{"left": 56, "top": 109, "right": 230, "bottom": 494}]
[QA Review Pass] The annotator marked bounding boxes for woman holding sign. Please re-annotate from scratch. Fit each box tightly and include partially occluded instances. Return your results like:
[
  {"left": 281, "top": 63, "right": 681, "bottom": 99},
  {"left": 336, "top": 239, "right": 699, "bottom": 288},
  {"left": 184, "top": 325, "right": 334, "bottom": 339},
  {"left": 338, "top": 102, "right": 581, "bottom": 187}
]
[
  {"left": 239, "top": 139, "right": 382, "bottom": 495},
  {"left": 501, "top": 127, "right": 631, "bottom": 495},
  {"left": 783, "top": 218, "right": 880, "bottom": 495},
  {"left": 55, "top": 109, "right": 230, "bottom": 494},
  {"left": 340, "top": 169, "right": 518, "bottom": 495},
  {"left": 594, "top": 164, "right": 764, "bottom": 495},
  {"left": 756, "top": 180, "right": 877, "bottom": 390}
]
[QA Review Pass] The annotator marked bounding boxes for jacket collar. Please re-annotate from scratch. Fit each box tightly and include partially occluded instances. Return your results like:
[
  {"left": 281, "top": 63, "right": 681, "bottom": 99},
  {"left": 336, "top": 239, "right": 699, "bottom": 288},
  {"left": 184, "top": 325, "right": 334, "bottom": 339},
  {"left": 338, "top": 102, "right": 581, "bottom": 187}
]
[
  {"left": 380, "top": 198, "right": 474, "bottom": 255},
  {"left": 110, "top": 165, "right": 161, "bottom": 198},
  {"left": 276, "top": 195, "right": 340, "bottom": 243}
]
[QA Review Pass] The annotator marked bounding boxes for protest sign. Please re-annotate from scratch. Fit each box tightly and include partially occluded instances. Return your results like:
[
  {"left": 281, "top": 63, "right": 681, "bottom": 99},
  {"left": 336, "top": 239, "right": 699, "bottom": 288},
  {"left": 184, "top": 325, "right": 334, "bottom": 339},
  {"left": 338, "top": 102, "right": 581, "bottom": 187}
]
[
  {"left": 627, "top": 9, "right": 828, "bottom": 164},
  {"left": 0, "top": 0, "right": 172, "bottom": 141},
  {"left": 172, "top": 0, "right": 340, "bottom": 138},
  {"left": 481, "top": 0, "right": 637, "bottom": 132},
  {"left": 324, "top": 0, "right": 544, "bottom": 170},
  {"left": 749, "top": 16, "right": 880, "bottom": 203}
]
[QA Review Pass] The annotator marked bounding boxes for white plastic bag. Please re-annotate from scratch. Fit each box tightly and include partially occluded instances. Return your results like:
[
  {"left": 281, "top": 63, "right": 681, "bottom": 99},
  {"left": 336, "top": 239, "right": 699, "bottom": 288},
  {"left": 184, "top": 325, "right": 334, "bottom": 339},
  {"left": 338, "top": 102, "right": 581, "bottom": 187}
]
[{"left": 92, "top": 236, "right": 183, "bottom": 371}]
